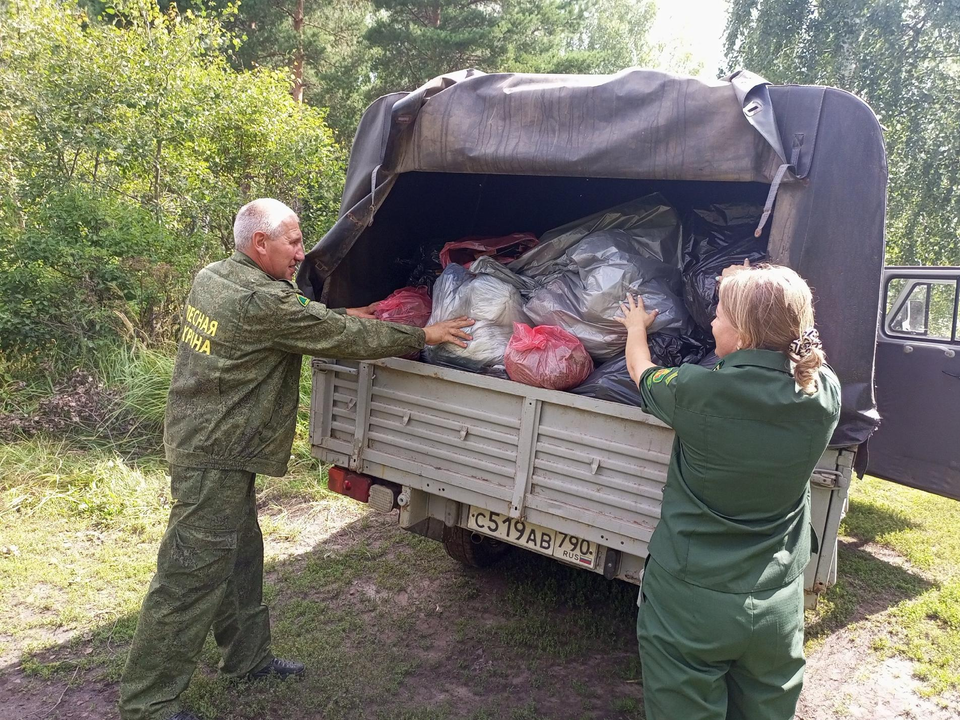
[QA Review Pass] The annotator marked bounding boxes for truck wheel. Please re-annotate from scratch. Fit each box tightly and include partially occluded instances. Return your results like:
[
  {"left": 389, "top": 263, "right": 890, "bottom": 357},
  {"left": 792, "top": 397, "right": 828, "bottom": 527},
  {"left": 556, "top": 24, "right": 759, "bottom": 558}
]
[{"left": 442, "top": 525, "right": 512, "bottom": 568}]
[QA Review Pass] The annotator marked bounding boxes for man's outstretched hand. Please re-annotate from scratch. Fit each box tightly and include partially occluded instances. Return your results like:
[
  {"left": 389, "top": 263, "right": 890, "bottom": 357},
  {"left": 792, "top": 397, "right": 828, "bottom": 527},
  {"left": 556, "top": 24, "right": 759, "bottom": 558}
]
[
  {"left": 346, "top": 302, "right": 380, "bottom": 319},
  {"left": 423, "top": 317, "right": 474, "bottom": 348}
]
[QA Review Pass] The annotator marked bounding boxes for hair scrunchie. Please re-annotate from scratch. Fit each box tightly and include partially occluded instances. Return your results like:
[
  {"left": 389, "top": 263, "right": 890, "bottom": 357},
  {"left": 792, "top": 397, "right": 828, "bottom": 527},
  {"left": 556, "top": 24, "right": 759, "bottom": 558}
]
[{"left": 789, "top": 328, "right": 822, "bottom": 358}]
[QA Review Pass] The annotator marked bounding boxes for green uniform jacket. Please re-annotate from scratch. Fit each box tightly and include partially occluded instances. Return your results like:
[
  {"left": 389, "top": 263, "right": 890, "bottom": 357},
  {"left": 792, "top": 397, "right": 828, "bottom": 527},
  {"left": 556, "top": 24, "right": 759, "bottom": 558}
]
[
  {"left": 638, "top": 350, "right": 841, "bottom": 593},
  {"left": 164, "top": 252, "right": 425, "bottom": 477}
]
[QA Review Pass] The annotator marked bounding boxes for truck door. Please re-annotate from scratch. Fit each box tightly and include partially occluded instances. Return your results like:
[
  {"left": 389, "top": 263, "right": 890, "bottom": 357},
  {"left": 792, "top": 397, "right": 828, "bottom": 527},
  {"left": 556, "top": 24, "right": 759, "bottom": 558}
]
[{"left": 867, "top": 267, "right": 960, "bottom": 500}]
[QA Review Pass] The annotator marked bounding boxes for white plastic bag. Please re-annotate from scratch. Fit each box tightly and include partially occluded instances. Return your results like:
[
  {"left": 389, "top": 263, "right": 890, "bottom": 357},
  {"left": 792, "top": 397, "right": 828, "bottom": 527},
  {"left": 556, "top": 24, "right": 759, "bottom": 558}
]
[{"left": 422, "top": 263, "right": 530, "bottom": 376}]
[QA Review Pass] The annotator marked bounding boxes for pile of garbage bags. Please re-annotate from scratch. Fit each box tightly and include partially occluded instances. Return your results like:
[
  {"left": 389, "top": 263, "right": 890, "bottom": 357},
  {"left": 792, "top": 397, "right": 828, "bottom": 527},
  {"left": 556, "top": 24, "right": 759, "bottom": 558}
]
[{"left": 384, "top": 194, "right": 765, "bottom": 405}]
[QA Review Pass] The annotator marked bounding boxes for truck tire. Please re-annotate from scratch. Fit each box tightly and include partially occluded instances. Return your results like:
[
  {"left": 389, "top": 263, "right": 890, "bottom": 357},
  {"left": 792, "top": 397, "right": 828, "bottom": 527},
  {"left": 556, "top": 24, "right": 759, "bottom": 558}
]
[{"left": 442, "top": 525, "right": 512, "bottom": 568}]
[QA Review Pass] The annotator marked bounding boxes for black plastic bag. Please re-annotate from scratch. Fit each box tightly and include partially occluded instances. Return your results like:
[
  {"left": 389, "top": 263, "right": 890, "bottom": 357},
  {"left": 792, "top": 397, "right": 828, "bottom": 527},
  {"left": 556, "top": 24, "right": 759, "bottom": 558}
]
[
  {"left": 400, "top": 240, "right": 447, "bottom": 290},
  {"left": 699, "top": 350, "right": 721, "bottom": 369},
  {"left": 682, "top": 204, "right": 767, "bottom": 331},
  {"left": 648, "top": 332, "right": 710, "bottom": 367},
  {"left": 570, "top": 333, "right": 712, "bottom": 406},
  {"left": 569, "top": 355, "right": 642, "bottom": 406}
]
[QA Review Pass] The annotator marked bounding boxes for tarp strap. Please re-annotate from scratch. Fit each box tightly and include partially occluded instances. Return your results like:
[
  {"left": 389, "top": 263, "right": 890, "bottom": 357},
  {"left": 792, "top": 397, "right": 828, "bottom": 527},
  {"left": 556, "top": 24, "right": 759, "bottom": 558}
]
[
  {"left": 368, "top": 164, "right": 381, "bottom": 226},
  {"left": 754, "top": 162, "right": 792, "bottom": 238}
]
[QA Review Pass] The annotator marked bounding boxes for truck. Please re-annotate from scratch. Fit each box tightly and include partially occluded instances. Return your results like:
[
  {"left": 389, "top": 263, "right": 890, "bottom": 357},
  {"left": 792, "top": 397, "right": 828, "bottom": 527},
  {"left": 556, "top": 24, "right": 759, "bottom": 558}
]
[{"left": 295, "top": 68, "right": 960, "bottom": 607}]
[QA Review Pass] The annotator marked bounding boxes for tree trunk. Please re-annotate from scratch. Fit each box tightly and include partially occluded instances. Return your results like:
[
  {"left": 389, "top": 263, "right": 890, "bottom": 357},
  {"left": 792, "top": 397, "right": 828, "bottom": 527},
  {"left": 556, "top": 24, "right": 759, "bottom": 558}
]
[
  {"left": 153, "top": 138, "right": 163, "bottom": 218},
  {"left": 292, "top": 0, "right": 305, "bottom": 103},
  {"left": 427, "top": 2, "right": 441, "bottom": 27}
]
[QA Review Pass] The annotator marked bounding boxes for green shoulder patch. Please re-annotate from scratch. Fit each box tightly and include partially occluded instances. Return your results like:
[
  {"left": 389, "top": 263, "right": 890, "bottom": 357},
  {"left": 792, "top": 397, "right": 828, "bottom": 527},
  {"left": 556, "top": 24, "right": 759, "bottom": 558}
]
[
  {"left": 296, "top": 294, "right": 310, "bottom": 307},
  {"left": 645, "top": 367, "right": 669, "bottom": 387},
  {"left": 646, "top": 367, "right": 679, "bottom": 388}
]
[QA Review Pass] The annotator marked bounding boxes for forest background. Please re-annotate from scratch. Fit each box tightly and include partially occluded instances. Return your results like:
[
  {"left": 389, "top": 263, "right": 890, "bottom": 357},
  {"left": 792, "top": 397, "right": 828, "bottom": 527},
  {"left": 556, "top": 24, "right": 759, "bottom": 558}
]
[{"left": 1, "top": 0, "right": 958, "bottom": 386}]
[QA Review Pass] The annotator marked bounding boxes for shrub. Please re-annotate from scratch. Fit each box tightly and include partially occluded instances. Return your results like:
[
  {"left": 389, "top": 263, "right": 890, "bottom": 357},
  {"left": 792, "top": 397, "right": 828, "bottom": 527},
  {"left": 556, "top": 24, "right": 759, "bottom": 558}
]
[{"left": 0, "top": 0, "right": 345, "bottom": 370}]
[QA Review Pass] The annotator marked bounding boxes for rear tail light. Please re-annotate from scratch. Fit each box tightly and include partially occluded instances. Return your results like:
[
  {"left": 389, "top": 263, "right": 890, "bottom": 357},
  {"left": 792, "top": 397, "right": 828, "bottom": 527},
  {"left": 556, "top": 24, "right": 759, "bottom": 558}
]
[{"left": 327, "top": 466, "right": 372, "bottom": 503}]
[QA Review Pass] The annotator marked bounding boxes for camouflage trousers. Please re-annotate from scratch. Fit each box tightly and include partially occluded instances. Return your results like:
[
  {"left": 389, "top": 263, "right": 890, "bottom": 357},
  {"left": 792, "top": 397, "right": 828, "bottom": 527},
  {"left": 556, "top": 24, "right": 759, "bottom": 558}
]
[{"left": 119, "top": 466, "right": 273, "bottom": 720}]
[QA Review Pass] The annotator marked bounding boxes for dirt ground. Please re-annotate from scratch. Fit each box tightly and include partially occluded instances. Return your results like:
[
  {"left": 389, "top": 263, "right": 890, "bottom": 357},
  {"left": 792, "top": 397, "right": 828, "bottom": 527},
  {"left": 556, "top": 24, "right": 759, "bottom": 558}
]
[{"left": 2, "top": 512, "right": 957, "bottom": 720}]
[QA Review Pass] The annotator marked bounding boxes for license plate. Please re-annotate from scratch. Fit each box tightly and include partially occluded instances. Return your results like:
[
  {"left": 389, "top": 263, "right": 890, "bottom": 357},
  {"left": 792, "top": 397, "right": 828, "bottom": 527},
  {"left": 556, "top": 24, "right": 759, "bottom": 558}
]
[{"left": 466, "top": 506, "right": 598, "bottom": 569}]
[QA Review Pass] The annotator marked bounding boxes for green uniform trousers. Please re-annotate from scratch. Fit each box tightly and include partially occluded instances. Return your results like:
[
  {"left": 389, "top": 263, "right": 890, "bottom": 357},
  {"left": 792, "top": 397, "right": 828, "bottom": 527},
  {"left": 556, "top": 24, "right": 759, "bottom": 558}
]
[
  {"left": 119, "top": 467, "right": 272, "bottom": 720},
  {"left": 637, "top": 558, "right": 805, "bottom": 720}
]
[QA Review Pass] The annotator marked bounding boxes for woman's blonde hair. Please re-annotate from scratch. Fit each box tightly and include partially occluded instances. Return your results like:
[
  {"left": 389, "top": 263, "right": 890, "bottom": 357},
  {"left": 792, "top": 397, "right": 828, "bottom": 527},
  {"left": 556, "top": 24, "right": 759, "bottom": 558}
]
[{"left": 718, "top": 263, "right": 825, "bottom": 394}]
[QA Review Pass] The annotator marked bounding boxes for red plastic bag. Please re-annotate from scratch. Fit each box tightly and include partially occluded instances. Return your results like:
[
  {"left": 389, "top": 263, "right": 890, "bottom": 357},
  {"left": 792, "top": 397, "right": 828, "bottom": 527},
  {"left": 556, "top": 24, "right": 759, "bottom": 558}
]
[
  {"left": 505, "top": 323, "right": 594, "bottom": 390},
  {"left": 439, "top": 233, "right": 539, "bottom": 269},
  {"left": 375, "top": 286, "right": 432, "bottom": 327}
]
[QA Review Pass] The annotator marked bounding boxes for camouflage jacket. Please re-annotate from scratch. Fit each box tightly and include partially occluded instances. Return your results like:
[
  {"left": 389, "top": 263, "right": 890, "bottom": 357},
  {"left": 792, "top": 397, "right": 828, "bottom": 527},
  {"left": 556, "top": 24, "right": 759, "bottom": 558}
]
[{"left": 164, "top": 252, "right": 425, "bottom": 476}]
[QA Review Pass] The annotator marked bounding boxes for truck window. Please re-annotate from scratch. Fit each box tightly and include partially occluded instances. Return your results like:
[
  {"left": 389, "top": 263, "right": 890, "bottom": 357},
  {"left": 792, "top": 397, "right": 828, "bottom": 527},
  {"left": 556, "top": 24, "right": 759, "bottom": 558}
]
[{"left": 885, "top": 278, "right": 959, "bottom": 341}]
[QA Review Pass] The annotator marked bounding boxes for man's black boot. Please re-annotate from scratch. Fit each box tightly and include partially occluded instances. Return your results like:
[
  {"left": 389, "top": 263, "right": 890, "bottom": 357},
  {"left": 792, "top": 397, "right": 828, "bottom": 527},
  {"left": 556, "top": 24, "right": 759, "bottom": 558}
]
[{"left": 246, "top": 657, "right": 305, "bottom": 681}]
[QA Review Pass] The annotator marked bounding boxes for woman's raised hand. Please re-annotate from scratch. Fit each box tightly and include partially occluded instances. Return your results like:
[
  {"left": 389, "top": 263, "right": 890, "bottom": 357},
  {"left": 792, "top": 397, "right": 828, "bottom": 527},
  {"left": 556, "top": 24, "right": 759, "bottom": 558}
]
[
  {"left": 616, "top": 293, "right": 659, "bottom": 332},
  {"left": 720, "top": 258, "right": 752, "bottom": 283}
]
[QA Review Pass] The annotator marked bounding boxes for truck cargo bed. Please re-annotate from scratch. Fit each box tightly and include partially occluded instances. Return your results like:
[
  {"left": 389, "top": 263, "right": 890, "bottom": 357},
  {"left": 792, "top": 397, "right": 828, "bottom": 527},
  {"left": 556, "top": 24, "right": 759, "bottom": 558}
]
[{"left": 310, "top": 356, "right": 853, "bottom": 600}]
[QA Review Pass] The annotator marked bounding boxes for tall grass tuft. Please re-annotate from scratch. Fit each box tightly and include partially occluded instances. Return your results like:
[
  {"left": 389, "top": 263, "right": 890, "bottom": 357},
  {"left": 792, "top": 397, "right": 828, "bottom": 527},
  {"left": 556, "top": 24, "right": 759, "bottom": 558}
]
[{"left": 101, "top": 343, "right": 175, "bottom": 429}]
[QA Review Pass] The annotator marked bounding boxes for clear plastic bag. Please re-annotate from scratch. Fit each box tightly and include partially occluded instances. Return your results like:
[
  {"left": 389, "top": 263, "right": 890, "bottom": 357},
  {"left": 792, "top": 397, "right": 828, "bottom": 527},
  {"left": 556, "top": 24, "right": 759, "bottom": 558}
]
[
  {"left": 469, "top": 256, "right": 538, "bottom": 297},
  {"left": 422, "top": 263, "right": 530, "bottom": 376},
  {"left": 374, "top": 286, "right": 433, "bottom": 327},
  {"left": 504, "top": 323, "right": 594, "bottom": 390},
  {"left": 524, "top": 230, "right": 690, "bottom": 361}
]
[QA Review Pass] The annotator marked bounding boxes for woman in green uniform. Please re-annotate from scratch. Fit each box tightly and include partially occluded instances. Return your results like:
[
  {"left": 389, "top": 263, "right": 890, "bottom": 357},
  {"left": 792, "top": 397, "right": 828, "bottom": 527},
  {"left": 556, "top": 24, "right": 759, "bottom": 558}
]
[{"left": 616, "top": 262, "right": 841, "bottom": 720}]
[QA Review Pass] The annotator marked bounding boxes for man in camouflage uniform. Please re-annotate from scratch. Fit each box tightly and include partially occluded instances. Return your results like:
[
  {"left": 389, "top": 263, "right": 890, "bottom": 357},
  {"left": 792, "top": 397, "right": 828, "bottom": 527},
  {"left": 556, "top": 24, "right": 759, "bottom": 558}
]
[{"left": 119, "top": 199, "right": 472, "bottom": 720}]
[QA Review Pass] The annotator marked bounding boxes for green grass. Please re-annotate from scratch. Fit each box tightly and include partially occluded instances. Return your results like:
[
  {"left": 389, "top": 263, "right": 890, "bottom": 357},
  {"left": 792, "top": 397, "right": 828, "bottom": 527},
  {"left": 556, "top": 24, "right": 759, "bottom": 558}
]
[
  {"left": 3, "top": 362, "right": 960, "bottom": 720},
  {"left": 803, "top": 475, "right": 960, "bottom": 698},
  {"left": 839, "top": 476, "right": 960, "bottom": 696},
  {"left": 0, "top": 437, "right": 171, "bottom": 529}
]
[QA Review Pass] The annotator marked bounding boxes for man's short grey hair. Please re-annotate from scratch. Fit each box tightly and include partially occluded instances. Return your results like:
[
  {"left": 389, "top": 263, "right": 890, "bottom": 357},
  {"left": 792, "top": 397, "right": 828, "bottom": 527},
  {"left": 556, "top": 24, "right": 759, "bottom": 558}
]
[{"left": 233, "top": 198, "right": 298, "bottom": 251}]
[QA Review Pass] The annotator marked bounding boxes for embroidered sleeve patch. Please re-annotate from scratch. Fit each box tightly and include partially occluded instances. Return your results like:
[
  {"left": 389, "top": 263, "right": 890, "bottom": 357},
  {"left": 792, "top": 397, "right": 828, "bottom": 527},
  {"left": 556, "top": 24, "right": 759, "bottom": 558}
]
[
  {"left": 296, "top": 294, "right": 310, "bottom": 307},
  {"left": 646, "top": 367, "right": 678, "bottom": 387}
]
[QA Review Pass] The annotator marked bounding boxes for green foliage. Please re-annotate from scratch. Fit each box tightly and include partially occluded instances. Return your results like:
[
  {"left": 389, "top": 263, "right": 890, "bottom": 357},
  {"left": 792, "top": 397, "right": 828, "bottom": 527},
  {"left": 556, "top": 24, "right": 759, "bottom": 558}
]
[
  {"left": 724, "top": 0, "right": 960, "bottom": 266},
  {"left": 216, "top": 0, "right": 659, "bottom": 141},
  {"left": 219, "top": 0, "right": 376, "bottom": 143},
  {"left": 0, "top": 0, "right": 345, "bottom": 368},
  {"left": 364, "top": 0, "right": 659, "bottom": 95},
  {"left": 0, "top": 188, "right": 193, "bottom": 363}
]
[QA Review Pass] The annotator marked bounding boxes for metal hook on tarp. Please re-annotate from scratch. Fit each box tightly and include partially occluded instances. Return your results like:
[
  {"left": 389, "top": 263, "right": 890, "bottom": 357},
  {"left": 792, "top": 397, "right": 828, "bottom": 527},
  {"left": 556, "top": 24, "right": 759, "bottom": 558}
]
[{"left": 726, "top": 69, "right": 788, "bottom": 164}]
